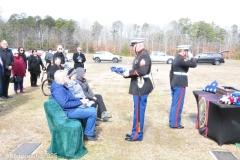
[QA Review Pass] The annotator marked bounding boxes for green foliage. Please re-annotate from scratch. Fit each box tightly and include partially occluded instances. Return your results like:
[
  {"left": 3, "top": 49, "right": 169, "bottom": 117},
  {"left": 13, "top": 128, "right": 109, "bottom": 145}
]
[
  {"left": 0, "top": 24, "right": 13, "bottom": 44},
  {"left": 25, "top": 39, "right": 40, "bottom": 50},
  {"left": 121, "top": 42, "right": 131, "bottom": 56},
  {"left": 111, "top": 21, "right": 123, "bottom": 42},
  {"left": 88, "top": 44, "right": 94, "bottom": 53},
  {"left": 178, "top": 17, "right": 191, "bottom": 34}
]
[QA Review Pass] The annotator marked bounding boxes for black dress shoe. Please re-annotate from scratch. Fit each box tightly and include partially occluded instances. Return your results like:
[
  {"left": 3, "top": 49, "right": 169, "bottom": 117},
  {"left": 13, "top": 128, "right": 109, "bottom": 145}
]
[
  {"left": 125, "top": 137, "right": 142, "bottom": 142},
  {"left": 97, "top": 117, "right": 108, "bottom": 122},
  {"left": 6, "top": 95, "right": 13, "bottom": 98},
  {"left": 170, "top": 125, "right": 184, "bottom": 129},
  {"left": 125, "top": 134, "right": 131, "bottom": 138},
  {"left": 1, "top": 96, "right": 7, "bottom": 100}
]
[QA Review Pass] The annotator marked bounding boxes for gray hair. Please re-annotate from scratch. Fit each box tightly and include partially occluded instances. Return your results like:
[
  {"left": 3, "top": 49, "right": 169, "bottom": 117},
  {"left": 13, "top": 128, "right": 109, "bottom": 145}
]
[{"left": 54, "top": 70, "right": 67, "bottom": 85}]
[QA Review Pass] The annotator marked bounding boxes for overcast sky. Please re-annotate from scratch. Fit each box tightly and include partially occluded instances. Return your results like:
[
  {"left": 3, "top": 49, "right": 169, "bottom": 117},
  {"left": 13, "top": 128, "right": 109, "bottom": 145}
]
[{"left": 0, "top": 0, "right": 239, "bottom": 28}]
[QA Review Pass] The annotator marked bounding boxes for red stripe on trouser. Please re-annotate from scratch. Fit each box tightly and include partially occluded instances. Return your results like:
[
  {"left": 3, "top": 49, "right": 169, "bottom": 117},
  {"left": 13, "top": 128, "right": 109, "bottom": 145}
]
[
  {"left": 133, "top": 96, "right": 140, "bottom": 140},
  {"left": 175, "top": 87, "right": 184, "bottom": 127},
  {"left": 204, "top": 100, "right": 210, "bottom": 137}
]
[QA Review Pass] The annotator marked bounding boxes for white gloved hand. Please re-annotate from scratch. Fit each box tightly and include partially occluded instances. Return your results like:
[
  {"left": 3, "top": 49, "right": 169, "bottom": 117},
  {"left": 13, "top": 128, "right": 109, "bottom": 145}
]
[
  {"left": 80, "top": 98, "right": 89, "bottom": 104},
  {"left": 123, "top": 69, "right": 129, "bottom": 77}
]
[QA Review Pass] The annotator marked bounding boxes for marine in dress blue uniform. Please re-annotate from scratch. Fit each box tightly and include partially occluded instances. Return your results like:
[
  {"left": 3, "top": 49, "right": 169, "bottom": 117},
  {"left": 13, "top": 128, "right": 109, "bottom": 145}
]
[
  {"left": 123, "top": 38, "right": 154, "bottom": 141},
  {"left": 169, "top": 45, "right": 197, "bottom": 128}
]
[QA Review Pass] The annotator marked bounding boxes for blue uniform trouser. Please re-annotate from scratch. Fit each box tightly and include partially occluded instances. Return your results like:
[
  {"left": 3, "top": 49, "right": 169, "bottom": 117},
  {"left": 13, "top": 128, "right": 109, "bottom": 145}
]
[
  {"left": 67, "top": 107, "right": 96, "bottom": 136},
  {"left": 169, "top": 86, "right": 186, "bottom": 127},
  {"left": 130, "top": 94, "right": 149, "bottom": 140}
]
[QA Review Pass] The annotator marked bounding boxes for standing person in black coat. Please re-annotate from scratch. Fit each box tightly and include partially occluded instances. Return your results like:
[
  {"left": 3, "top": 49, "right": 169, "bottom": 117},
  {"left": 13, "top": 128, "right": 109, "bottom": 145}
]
[
  {"left": 73, "top": 47, "right": 86, "bottom": 69},
  {"left": 28, "top": 49, "right": 46, "bottom": 87},
  {"left": 53, "top": 45, "right": 65, "bottom": 67},
  {"left": 0, "top": 40, "right": 14, "bottom": 99},
  {"left": 0, "top": 44, "right": 4, "bottom": 105}
]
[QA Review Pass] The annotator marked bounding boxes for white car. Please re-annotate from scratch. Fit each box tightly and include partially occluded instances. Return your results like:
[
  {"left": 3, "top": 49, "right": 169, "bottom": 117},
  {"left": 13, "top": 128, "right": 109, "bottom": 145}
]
[
  {"left": 93, "top": 51, "right": 122, "bottom": 63},
  {"left": 150, "top": 51, "right": 175, "bottom": 64}
]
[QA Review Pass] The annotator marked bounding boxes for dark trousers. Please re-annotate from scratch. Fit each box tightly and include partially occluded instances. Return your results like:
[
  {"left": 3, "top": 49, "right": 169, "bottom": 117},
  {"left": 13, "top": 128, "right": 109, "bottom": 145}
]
[
  {"left": 14, "top": 78, "right": 23, "bottom": 91},
  {"left": 91, "top": 94, "right": 107, "bottom": 118},
  {"left": 2, "top": 75, "right": 10, "bottom": 97},
  {"left": 30, "top": 72, "right": 38, "bottom": 86}
]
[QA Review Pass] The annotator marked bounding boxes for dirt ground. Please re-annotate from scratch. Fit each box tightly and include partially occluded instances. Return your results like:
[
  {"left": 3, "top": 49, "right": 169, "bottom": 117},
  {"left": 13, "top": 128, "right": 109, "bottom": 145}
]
[{"left": 0, "top": 54, "right": 240, "bottom": 160}]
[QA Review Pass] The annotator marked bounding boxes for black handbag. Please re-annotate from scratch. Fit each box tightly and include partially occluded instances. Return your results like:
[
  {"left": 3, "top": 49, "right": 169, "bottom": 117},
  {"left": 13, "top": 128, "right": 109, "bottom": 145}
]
[
  {"left": 10, "top": 77, "right": 15, "bottom": 83},
  {"left": 14, "top": 76, "right": 22, "bottom": 82}
]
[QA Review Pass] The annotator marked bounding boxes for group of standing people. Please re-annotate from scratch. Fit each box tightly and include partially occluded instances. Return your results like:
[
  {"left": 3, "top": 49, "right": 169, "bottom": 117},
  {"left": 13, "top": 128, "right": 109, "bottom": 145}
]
[{"left": 0, "top": 41, "right": 71, "bottom": 100}]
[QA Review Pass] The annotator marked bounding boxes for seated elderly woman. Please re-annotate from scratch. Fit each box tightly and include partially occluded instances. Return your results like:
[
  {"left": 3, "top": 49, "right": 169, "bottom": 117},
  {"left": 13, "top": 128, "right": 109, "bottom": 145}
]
[{"left": 50, "top": 70, "right": 97, "bottom": 141}]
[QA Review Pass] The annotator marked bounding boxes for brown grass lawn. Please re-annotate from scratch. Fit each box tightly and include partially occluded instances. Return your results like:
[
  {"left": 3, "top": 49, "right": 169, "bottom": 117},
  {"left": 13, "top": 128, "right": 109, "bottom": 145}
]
[{"left": 1, "top": 54, "right": 240, "bottom": 160}]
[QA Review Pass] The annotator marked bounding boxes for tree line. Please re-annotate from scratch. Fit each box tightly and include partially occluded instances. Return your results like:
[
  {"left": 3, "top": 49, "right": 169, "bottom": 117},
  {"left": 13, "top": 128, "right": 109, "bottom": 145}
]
[{"left": 0, "top": 13, "right": 239, "bottom": 58}]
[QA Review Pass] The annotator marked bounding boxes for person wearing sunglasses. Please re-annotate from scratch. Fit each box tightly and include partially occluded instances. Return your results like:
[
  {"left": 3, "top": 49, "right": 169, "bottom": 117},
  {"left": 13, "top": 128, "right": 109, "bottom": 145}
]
[
  {"left": 53, "top": 45, "right": 65, "bottom": 67},
  {"left": 18, "top": 47, "right": 27, "bottom": 90},
  {"left": 73, "top": 47, "right": 86, "bottom": 69},
  {"left": 12, "top": 51, "right": 26, "bottom": 94},
  {"left": 0, "top": 40, "right": 14, "bottom": 100}
]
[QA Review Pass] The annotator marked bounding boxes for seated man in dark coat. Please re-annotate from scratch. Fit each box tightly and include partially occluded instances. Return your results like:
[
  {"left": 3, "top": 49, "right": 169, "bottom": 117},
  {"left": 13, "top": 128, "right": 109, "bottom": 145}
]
[{"left": 49, "top": 57, "right": 64, "bottom": 80}]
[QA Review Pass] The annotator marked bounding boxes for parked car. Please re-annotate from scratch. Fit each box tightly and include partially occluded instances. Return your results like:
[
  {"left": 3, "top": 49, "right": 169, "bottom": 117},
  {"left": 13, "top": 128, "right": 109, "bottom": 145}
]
[
  {"left": 150, "top": 51, "right": 175, "bottom": 64},
  {"left": 194, "top": 52, "right": 225, "bottom": 65},
  {"left": 92, "top": 51, "right": 122, "bottom": 63}
]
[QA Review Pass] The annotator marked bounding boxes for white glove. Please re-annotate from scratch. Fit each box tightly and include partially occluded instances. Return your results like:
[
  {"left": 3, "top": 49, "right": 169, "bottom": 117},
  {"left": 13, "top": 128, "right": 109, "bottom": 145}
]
[
  {"left": 123, "top": 69, "right": 129, "bottom": 77},
  {"left": 80, "top": 98, "right": 89, "bottom": 104}
]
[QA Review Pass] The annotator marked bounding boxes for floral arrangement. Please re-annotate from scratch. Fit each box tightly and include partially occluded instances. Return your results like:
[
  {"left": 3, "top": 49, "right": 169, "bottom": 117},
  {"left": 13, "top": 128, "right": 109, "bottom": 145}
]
[{"left": 219, "top": 92, "right": 240, "bottom": 106}]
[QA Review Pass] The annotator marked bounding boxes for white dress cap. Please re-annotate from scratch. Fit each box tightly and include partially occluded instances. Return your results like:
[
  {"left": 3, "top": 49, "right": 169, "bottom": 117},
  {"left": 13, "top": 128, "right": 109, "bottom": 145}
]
[{"left": 130, "top": 38, "right": 145, "bottom": 46}]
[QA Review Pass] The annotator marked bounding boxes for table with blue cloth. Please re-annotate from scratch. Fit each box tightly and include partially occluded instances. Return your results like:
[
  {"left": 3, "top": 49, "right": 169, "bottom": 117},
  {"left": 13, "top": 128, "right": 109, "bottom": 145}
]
[{"left": 193, "top": 90, "right": 240, "bottom": 145}]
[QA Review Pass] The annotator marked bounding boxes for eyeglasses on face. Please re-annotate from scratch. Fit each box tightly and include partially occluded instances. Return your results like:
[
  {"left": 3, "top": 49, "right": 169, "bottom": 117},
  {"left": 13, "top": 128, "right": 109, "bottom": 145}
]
[
  {"left": 59, "top": 48, "right": 62, "bottom": 50},
  {"left": 20, "top": 50, "right": 24, "bottom": 51}
]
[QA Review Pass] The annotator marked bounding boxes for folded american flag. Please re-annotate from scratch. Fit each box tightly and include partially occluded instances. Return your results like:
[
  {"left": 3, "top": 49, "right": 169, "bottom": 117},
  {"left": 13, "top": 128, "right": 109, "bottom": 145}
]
[{"left": 110, "top": 66, "right": 126, "bottom": 74}]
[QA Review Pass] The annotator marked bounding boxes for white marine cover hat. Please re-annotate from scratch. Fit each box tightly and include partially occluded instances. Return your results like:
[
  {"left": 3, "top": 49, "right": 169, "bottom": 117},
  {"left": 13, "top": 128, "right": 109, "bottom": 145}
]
[
  {"left": 177, "top": 45, "right": 191, "bottom": 50},
  {"left": 130, "top": 38, "right": 145, "bottom": 46}
]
